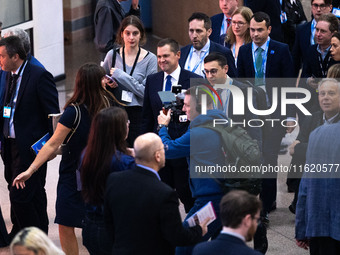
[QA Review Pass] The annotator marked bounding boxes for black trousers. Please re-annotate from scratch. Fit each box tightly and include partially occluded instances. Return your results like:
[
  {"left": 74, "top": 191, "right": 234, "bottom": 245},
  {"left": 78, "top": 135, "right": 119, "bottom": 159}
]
[
  {"left": 158, "top": 158, "right": 194, "bottom": 213},
  {"left": 125, "top": 106, "right": 143, "bottom": 147},
  {"left": 260, "top": 126, "right": 285, "bottom": 213},
  {"left": 4, "top": 139, "right": 48, "bottom": 238},
  {"left": 310, "top": 237, "right": 340, "bottom": 255}
]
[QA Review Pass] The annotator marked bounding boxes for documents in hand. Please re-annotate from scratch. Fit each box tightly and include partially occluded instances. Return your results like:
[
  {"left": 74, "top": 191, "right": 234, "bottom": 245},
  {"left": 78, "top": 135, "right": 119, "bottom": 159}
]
[
  {"left": 31, "top": 133, "right": 51, "bottom": 155},
  {"left": 186, "top": 201, "right": 216, "bottom": 227}
]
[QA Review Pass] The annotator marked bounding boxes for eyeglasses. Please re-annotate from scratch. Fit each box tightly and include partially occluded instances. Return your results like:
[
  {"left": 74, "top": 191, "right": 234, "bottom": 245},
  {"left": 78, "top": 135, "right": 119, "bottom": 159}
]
[
  {"left": 203, "top": 68, "right": 218, "bottom": 75},
  {"left": 311, "top": 3, "right": 329, "bottom": 10},
  {"left": 231, "top": 21, "right": 246, "bottom": 27}
]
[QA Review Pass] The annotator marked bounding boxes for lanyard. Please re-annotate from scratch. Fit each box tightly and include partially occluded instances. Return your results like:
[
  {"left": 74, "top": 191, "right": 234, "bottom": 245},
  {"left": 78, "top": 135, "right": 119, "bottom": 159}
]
[
  {"left": 186, "top": 46, "right": 209, "bottom": 73},
  {"left": 311, "top": 20, "right": 316, "bottom": 45},
  {"left": 252, "top": 39, "right": 270, "bottom": 78},
  {"left": 122, "top": 47, "right": 141, "bottom": 76},
  {"left": 317, "top": 53, "right": 331, "bottom": 77}
]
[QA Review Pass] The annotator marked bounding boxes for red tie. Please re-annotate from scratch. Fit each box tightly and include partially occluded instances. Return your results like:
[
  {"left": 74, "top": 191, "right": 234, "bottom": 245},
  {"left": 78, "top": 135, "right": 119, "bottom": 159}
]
[{"left": 226, "top": 18, "right": 232, "bottom": 30}]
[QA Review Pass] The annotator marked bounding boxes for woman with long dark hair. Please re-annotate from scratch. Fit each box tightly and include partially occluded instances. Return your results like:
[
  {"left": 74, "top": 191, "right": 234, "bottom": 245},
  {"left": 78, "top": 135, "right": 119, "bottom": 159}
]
[
  {"left": 102, "top": 15, "right": 157, "bottom": 146},
  {"left": 81, "top": 107, "right": 135, "bottom": 255},
  {"left": 12, "top": 63, "right": 117, "bottom": 255}
]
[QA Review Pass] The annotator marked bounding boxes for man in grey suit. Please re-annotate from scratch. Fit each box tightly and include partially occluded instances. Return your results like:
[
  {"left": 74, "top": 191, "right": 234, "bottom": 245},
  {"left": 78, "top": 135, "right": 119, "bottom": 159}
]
[{"left": 295, "top": 105, "right": 340, "bottom": 254}]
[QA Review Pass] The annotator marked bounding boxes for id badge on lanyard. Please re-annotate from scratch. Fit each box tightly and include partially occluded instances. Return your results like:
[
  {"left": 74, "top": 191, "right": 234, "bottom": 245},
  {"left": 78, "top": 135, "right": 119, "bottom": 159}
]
[{"left": 3, "top": 106, "right": 11, "bottom": 119}]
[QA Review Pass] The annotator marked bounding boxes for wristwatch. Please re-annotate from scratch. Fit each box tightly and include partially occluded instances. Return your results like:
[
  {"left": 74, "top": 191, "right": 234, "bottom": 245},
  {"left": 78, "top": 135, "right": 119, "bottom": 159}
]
[{"left": 157, "top": 124, "right": 168, "bottom": 132}]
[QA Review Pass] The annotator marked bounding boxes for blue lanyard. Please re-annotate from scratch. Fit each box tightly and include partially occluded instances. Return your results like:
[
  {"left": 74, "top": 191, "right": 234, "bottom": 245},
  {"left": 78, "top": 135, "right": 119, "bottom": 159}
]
[
  {"left": 252, "top": 39, "right": 270, "bottom": 78},
  {"left": 187, "top": 46, "right": 209, "bottom": 73},
  {"left": 311, "top": 20, "right": 316, "bottom": 45}
]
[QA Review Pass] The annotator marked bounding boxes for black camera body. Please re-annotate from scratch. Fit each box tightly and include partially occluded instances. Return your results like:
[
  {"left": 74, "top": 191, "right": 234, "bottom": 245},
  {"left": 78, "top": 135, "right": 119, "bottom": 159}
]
[{"left": 159, "top": 85, "right": 187, "bottom": 123}]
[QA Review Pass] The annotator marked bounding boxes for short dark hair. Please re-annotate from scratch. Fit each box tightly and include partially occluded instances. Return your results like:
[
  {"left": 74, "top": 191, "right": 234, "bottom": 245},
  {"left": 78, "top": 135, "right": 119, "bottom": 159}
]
[
  {"left": 220, "top": 190, "right": 262, "bottom": 228},
  {"left": 188, "top": 12, "right": 212, "bottom": 30},
  {"left": 204, "top": 52, "right": 228, "bottom": 67},
  {"left": 0, "top": 36, "right": 27, "bottom": 60},
  {"left": 332, "top": 31, "right": 340, "bottom": 41},
  {"left": 157, "top": 38, "right": 179, "bottom": 53},
  {"left": 311, "top": 0, "right": 332, "bottom": 5},
  {"left": 116, "top": 15, "right": 146, "bottom": 46},
  {"left": 318, "top": 13, "right": 339, "bottom": 33},
  {"left": 251, "top": 12, "right": 271, "bottom": 28}
]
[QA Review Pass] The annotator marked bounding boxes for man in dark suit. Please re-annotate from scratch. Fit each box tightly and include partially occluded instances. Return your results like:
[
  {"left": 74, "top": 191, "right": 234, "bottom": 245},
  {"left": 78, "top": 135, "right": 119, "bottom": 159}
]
[
  {"left": 292, "top": 0, "right": 332, "bottom": 76},
  {"left": 245, "top": 0, "right": 283, "bottom": 42},
  {"left": 0, "top": 36, "right": 59, "bottom": 238},
  {"left": 193, "top": 190, "right": 263, "bottom": 255},
  {"left": 179, "top": 12, "right": 237, "bottom": 78},
  {"left": 237, "top": 12, "right": 295, "bottom": 220},
  {"left": 94, "top": 0, "right": 140, "bottom": 55},
  {"left": 104, "top": 133, "right": 208, "bottom": 255},
  {"left": 142, "top": 38, "right": 200, "bottom": 213},
  {"left": 301, "top": 13, "right": 339, "bottom": 116},
  {"left": 210, "top": 0, "right": 239, "bottom": 45}
]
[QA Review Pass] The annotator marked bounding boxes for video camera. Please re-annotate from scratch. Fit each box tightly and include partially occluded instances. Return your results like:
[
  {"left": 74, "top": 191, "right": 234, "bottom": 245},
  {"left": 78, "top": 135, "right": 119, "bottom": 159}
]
[{"left": 158, "top": 85, "right": 188, "bottom": 123}]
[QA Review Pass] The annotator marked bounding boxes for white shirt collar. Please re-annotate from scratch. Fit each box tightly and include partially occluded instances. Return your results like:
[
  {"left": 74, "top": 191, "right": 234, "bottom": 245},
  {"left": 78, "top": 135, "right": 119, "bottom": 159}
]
[
  {"left": 252, "top": 37, "right": 270, "bottom": 52},
  {"left": 164, "top": 65, "right": 181, "bottom": 82},
  {"left": 194, "top": 39, "right": 210, "bottom": 53},
  {"left": 221, "top": 227, "right": 245, "bottom": 242}
]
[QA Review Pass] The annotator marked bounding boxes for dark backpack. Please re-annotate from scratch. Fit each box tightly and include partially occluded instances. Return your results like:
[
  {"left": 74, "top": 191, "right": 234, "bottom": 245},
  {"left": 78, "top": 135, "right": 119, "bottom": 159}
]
[{"left": 201, "top": 122, "right": 262, "bottom": 195}]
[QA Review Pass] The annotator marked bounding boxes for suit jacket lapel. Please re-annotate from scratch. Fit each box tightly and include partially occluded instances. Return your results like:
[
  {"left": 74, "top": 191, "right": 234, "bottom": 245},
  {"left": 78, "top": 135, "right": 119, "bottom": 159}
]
[
  {"left": 15, "top": 62, "right": 30, "bottom": 110},
  {"left": 266, "top": 40, "right": 274, "bottom": 77}
]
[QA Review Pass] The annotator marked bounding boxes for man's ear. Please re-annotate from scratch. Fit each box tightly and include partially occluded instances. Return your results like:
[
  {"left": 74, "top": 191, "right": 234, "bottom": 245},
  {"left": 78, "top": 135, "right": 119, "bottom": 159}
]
[{"left": 207, "top": 28, "right": 212, "bottom": 37}]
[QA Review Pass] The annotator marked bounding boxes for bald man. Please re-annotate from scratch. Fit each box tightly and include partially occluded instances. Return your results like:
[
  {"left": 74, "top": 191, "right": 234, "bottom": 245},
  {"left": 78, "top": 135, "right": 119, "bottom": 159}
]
[{"left": 104, "top": 133, "right": 208, "bottom": 255}]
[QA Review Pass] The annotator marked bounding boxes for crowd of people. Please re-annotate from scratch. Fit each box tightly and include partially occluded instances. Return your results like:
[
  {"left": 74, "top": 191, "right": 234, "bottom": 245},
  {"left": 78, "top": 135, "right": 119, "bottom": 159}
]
[{"left": 0, "top": 0, "right": 340, "bottom": 254}]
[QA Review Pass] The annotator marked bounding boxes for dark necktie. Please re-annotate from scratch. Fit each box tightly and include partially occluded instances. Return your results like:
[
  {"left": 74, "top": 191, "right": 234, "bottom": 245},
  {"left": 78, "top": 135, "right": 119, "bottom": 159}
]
[
  {"left": 226, "top": 18, "right": 232, "bottom": 30},
  {"left": 255, "top": 48, "right": 264, "bottom": 86},
  {"left": 165, "top": 75, "right": 172, "bottom": 91},
  {"left": 3, "top": 74, "right": 19, "bottom": 138}
]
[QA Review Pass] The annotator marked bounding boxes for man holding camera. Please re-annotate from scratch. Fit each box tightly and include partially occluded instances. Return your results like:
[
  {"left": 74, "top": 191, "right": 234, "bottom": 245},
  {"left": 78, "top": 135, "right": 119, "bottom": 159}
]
[
  {"left": 142, "top": 38, "right": 201, "bottom": 213},
  {"left": 158, "top": 87, "right": 226, "bottom": 255}
]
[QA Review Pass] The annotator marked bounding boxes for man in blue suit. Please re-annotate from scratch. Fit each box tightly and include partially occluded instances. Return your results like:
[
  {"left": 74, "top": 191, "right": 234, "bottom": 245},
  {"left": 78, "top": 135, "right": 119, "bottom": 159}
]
[
  {"left": 292, "top": 0, "right": 332, "bottom": 76},
  {"left": 0, "top": 28, "right": 45, "bottom": 107},
  {"left": 142, "top": 38, "right": 201, "bottom": 213},
  {"left": 193, "top": 190, "right": 263, "bottom": 255},
  {"left": 179, "top": 12, "right": 237, "bottom": 78},
  {"left": 295, "top": 120, "right": 340, "bottom": 255},
  {"left": 237, "top": 12, "right": 295, "bottom": 220},
  {"left": 210, "top": 0, "right": 239, "bottom": 45},
  {"left": 0, "top": 36, "right": 59, "bottom": 238},
  {"left": 244, "top": 0, "right": 283, "bottom": 43}
]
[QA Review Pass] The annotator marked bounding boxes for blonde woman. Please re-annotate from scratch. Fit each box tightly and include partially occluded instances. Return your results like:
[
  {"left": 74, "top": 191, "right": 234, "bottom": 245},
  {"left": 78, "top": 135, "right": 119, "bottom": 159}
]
[
  {"left": 10, "top": 227, "right": 65, "bottom": 255},
  {"left": 224, "top": 7, "right": 253, "bottom": 65}
]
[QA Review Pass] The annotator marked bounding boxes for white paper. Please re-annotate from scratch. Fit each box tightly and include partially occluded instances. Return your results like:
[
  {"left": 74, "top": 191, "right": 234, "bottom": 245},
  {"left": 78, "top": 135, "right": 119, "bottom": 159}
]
[{"left": 186, "top": 201, "right": 216, "bottom": 227}]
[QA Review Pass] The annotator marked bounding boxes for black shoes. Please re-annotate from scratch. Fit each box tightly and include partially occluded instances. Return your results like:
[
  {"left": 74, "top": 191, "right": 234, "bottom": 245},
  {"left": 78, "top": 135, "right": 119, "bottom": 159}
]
[{"left": 289, "top": 203, "right": 296, "bottom": 214}]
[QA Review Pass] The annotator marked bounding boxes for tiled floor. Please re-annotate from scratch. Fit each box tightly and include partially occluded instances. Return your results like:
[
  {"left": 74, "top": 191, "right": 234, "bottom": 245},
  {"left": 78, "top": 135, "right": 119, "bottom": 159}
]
[{"left": 0, "top": 35, "right": 308, "bottom": 254}]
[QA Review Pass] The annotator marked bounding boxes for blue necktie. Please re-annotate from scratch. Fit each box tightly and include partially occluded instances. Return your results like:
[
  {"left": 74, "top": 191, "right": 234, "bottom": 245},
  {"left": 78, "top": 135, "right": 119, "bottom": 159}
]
[{"left": 165, "top": 75, "right": 172, "bottom": 91}]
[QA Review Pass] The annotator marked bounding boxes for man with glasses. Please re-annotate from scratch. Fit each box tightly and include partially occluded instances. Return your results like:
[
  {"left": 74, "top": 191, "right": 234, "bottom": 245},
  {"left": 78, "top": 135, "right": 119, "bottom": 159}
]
[
  {"left": 203, "top": 52, "right": 262, "bottom": 143},
  {"left": 193, "top": 190, "right": 263, "bottom": 255},
  {"left": 179, "top": 12, "right": 237, "bottom": 78},
  {"left": 292, "top": 0, "right": 332, "bottom": 76}
]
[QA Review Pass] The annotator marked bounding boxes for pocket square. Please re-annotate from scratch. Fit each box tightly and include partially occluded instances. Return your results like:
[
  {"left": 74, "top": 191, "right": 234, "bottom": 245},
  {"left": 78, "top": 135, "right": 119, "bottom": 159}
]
[{"left": 270, "top": 50, "right": 275, "bottom": 54}]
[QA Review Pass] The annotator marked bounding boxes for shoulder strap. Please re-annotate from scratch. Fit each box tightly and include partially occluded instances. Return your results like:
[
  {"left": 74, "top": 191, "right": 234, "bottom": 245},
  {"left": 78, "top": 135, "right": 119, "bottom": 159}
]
[
  {"left": 111, "top": 47, "right": 119, "bottom": 68},
  {"left": 63, "top": 103, "right": 81, "bottom": 145}
]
